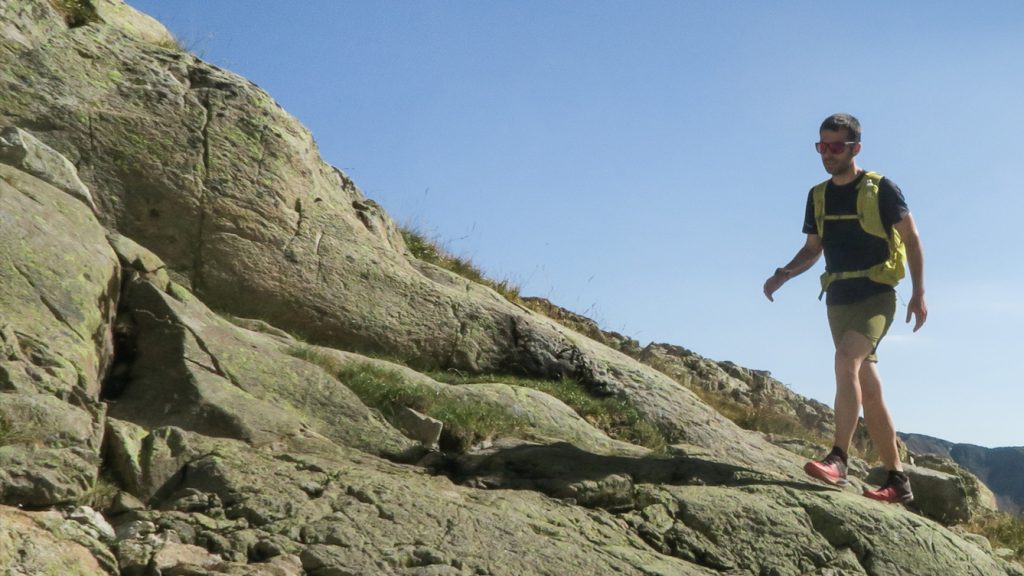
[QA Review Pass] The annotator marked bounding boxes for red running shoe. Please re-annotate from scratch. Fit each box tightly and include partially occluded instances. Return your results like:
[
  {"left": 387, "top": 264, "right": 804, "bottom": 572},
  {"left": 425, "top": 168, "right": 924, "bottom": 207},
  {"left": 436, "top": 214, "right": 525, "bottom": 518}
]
[
  {"left": 804, "top": 452, "right": 849, "bottom": 487},
  {"left": 863, "top": 471, "right": 914, "bottom": 503}
]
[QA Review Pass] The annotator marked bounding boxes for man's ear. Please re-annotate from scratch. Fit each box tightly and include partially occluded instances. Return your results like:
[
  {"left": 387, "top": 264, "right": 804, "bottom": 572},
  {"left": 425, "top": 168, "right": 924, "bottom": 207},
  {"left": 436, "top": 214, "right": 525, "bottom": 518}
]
[{"left": 851, "top": 142, "right": 862, "bottom": 157}]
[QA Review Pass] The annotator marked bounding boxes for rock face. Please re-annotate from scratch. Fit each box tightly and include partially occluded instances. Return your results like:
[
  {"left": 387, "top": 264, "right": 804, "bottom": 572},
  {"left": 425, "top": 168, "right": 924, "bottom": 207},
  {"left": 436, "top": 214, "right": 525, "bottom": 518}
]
[
  {"left": 0, "top": 158, "right": 118, "bottom": 507},
  {"left": 902, "top": 433, "right": 1024, "bottom": 514},
  {"left": 0, "top": 507, "right": 109, "bottom": 575},
  {"left": 0, "top": 2, "right": 1020, "bottom": 575},
  {"left": 523, "top": 299, "right": 845, "bottom": 448},
  {"left": 640, "top": 342, "right": 838, "bottom": 438}
]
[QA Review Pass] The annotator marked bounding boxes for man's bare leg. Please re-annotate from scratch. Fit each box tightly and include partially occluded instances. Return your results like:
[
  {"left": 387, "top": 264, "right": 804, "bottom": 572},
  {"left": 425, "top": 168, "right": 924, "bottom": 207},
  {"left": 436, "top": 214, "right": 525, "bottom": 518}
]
[
  {"left": 859, "top": 361, "right": 902, "bottom": 471},
  {"left": 803, "top": 330, "right": 873, "bottom": 486},
  {"left": 832, "top": 330, "right": 874, "bottom": 454},
  {"left": 860, "top": 357, "right": 914, "bottom": 502}
]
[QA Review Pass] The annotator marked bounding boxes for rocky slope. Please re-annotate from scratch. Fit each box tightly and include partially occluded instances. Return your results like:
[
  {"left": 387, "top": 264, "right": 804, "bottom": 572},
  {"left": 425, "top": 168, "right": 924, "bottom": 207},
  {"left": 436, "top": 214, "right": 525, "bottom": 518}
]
[
  {"left": 0, "top": 1, "right": 1020, "bottom": 574},
  {"left": 902, "top": 433, "right": 1024, "bottom": 514}
]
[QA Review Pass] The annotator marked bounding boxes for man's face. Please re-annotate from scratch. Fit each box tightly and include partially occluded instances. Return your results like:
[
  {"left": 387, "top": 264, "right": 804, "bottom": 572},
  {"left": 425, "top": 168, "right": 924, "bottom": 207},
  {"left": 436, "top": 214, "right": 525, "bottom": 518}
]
[{"left": 818, "top": 129, "right": 860, "bottom": 176}]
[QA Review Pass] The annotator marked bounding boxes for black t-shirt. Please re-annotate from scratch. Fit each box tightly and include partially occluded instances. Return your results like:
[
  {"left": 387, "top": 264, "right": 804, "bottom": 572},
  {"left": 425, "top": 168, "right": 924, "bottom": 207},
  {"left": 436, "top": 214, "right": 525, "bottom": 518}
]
[{"left": 802, "top": 172, "right": 910, "bottom": 305}]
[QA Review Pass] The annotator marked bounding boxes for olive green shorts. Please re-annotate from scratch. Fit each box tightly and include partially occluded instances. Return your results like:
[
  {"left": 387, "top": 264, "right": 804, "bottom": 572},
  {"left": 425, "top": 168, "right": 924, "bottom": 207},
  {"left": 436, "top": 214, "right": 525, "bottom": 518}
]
[{"left": 827, "top": 291, "right": 896, "bottom": 363}]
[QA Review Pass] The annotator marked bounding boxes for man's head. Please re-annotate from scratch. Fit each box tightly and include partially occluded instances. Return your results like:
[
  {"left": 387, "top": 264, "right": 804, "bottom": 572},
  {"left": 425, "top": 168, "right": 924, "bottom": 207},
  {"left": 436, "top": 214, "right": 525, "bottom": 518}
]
[
  {"left": 820, "top": 113, "right": 861, "bottom": 142},
  {"left": 817, "top": 113, "right": 861, "bottom": 178}
]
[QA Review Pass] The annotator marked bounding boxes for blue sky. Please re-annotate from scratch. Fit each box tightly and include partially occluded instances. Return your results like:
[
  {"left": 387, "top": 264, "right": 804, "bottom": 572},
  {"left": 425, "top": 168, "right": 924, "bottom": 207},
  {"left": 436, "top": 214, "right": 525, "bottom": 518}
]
[{"left": 126, "top": 1, "right": 1024, "bottom": 448}]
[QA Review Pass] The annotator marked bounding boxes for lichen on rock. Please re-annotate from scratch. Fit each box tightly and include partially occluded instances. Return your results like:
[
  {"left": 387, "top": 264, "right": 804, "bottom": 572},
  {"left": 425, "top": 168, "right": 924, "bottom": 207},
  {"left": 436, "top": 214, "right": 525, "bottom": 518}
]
[{"left": 0, "top": 2, "right": 1020, "bottom": 575}]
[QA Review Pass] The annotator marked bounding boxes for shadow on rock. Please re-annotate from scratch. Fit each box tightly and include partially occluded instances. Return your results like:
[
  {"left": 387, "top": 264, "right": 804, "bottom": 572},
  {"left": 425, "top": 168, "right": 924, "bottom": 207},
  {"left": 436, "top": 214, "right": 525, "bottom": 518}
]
[{"left": 433, "top": 440, "right": 832, "bottom": 511}]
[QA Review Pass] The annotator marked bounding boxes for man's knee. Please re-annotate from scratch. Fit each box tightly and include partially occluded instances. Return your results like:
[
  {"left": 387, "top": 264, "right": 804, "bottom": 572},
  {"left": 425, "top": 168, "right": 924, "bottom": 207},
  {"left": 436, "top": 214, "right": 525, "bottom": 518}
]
[
  {"left": 835, "top": 350, "right": 867, "bottom": 379},
  {"left": 835, "top": 331, "right": 874, "bottom": 367}
]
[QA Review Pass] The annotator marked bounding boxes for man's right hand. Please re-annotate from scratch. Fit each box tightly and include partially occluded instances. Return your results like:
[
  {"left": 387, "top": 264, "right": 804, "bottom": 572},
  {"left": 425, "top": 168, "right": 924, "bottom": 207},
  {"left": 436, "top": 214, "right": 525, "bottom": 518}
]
[
  {"left": 765, "top": 236, "right": 822, "bottom": 302},
  {"left": 763, "top": 269, "right": 789, "bottom": 302}
]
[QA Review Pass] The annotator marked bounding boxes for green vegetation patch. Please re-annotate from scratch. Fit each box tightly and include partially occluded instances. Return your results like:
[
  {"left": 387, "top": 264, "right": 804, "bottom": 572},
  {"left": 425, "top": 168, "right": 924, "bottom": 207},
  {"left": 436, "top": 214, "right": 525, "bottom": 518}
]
[
  {"left": 431, "top": 371, "right": 668, "bottom": 453},
  {"left": 0, "top": 415, "right": 37, "bottom": 447},
  {"left": 288, "top": 345, "right": 526, "bottom": 452},
  {"left": 682, "top": 384, "right": 824, "bottom": 444},
  {"left": 289, "top": 344, "right": 668, "bottom": 453},
  {"left": 967, "top": 512, "right": 1024, "bottom": 562},
  {"left": 76, "top": 472, "right": 120, "bottom": 511}
]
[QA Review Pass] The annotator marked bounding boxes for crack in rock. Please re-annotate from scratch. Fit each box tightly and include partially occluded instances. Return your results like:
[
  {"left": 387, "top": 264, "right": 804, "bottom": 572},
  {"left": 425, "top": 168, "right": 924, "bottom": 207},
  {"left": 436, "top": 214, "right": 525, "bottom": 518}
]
[
  {"left": 12, "top": 263, "right": 87, "bottom": 342},
  {"left": 189, "top": 82, "right": 214, "bottom": 292}
]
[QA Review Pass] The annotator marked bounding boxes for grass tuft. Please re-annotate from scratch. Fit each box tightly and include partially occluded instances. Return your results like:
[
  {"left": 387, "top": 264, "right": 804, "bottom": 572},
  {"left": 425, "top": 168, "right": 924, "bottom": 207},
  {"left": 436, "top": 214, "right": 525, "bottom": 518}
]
[
  {"left": 153, "top": 35, "right": 185, "bottom": 52},
  {"left": 77, "top": 473, "right": 121, "bottom": 511},
  {"left": 0, "top": 415, "right": 38, "bottom": 447},
  {"left": 287, "top": 345, "right": 526, "bottom": 451},
  {"left": 683, "top": 384, "right": 826, "bottom": 444},
  {"left": 431, "top": 372, "right": 669, "bottom": 453},
  {"left": 965, "top": 512, "right": 1024, "bottom": 562},
  {"left": 401, "top": 225, "right": 521, "bottom": 303}
]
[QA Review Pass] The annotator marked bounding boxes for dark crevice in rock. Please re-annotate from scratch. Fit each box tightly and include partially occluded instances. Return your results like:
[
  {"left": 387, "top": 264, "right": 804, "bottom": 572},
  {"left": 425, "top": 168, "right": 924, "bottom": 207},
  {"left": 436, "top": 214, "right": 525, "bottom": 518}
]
[
  {"left": 284, "top": 198, "right": 304, "bottom": 264},
  {"left": 93, "top": 265, "right": 120, "bottom": 380},
  {"left": 508, "top": 316, "right": 521, "bottom": 351},
  {"left": 49, "top": 0, "right": 100, "bottom": 29},
  {"left": 191, "top": 89, "right": 213, "bottom": 292},
  {"left": 100, "top": 312, "right": 137, "bottom": 401},
  {"left": 294, "top": 199, "right": 304, "bottom": 235},
  {"left": 101, "top": 268, "right": 140, "bottom": 401}
]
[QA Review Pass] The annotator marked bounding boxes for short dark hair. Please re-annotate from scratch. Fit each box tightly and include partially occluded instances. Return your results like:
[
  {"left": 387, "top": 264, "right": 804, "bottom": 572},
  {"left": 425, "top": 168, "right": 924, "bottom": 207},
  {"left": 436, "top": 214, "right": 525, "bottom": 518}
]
[{"left": 820, "top": 113, "right": 861, "bottom": 142}]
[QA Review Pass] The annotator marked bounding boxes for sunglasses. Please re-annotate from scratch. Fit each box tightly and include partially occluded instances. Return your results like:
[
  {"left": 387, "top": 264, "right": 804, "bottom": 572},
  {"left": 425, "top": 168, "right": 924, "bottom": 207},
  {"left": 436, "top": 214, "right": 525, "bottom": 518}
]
[{"left": 815, "top": 141, "right": 858, "bottom": 154}]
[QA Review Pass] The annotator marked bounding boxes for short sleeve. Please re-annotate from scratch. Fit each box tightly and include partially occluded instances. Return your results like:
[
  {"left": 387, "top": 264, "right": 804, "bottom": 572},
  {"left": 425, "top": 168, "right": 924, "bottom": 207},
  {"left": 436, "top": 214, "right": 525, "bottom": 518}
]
[
  {"left": 802, "top": 188, "right": 817, "bottom": 234},
  {"left": 878, "top": 178, "right": 909, "bottom": 231}
]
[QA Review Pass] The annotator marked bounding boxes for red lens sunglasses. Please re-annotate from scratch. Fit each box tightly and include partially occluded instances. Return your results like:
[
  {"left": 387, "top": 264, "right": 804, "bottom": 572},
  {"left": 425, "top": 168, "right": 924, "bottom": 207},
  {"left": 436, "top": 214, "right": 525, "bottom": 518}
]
[{"left": 815, "top": 141, "right": 858, "bottom": 154}]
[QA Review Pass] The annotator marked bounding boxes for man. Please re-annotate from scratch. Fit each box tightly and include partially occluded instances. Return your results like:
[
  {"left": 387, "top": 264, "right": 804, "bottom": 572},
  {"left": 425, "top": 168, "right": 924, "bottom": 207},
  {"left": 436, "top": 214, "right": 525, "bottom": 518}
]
[{"left": 763, "top": 113, "right": 927, "bottom": 503}]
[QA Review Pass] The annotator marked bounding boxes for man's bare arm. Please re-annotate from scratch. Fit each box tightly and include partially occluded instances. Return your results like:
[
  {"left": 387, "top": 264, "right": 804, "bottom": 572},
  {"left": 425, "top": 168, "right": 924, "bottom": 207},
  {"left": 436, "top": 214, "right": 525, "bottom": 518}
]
[
  {"left": 894, "top": 213, "right": 927, "bottom": 331},
  {"left": 764, "top": 234, "right": 823, "bottom": 301}
]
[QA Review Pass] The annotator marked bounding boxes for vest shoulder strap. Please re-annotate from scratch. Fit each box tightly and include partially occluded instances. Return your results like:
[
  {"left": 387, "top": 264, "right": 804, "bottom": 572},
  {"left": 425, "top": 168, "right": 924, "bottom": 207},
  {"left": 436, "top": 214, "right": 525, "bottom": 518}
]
[
  {"left": 811, "top": 179, "right": 829, "bottom": 237},
  {"left": 856, "top": 171, "right": 886, "bottom": 240},
  {"left": 811, "top": 171, "right": 886, "bottom": 239}
]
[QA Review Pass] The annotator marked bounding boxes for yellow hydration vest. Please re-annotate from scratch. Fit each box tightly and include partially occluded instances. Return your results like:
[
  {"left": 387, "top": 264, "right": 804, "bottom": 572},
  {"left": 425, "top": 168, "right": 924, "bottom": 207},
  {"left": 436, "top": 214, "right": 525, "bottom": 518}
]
[{"left": 812, "top": 171, "right": 906, "bottom": 299}]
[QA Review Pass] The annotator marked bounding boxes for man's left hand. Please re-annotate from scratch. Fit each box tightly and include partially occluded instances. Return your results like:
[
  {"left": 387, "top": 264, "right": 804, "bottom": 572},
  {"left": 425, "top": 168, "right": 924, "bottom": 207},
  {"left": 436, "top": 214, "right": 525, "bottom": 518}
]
[{"left": 906, "top": 293, "right": 928, "bottom": 332}]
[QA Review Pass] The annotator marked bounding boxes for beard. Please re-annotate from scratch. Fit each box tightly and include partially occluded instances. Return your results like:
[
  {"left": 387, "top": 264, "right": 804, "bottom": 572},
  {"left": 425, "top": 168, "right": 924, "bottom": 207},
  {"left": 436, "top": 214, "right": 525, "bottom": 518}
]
[{"left": 823, "top": 155, "right": 854, "bottom": 175}]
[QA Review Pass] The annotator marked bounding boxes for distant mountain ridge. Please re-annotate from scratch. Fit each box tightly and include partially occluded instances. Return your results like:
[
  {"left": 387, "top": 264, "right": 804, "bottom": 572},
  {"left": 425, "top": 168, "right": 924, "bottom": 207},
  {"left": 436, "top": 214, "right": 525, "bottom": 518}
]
[{"left": 901, "top": 433, "right": 1024, "bottom": 514}]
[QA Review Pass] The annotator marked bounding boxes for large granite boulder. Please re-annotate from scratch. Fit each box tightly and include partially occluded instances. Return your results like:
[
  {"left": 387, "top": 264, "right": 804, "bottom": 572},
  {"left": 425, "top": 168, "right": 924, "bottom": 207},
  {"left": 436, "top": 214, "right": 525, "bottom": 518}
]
[
  {"left": 0, "top": 0, "right": 822, "bottom": 477},
  {"left": 867, "top": 458, "right": 999, "bottom": 525},
  {"left": 903, "top": 432, "right": 1024, "bottom": 515},
  {"left": 0, "top": 506, "right": 108, "bottom": 575},
  {"left": 0, "top": 3, "right": 1019, "bottom": 575},
  {"left": 0, "top": 158, "right": 118, "bottom": 507}
]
